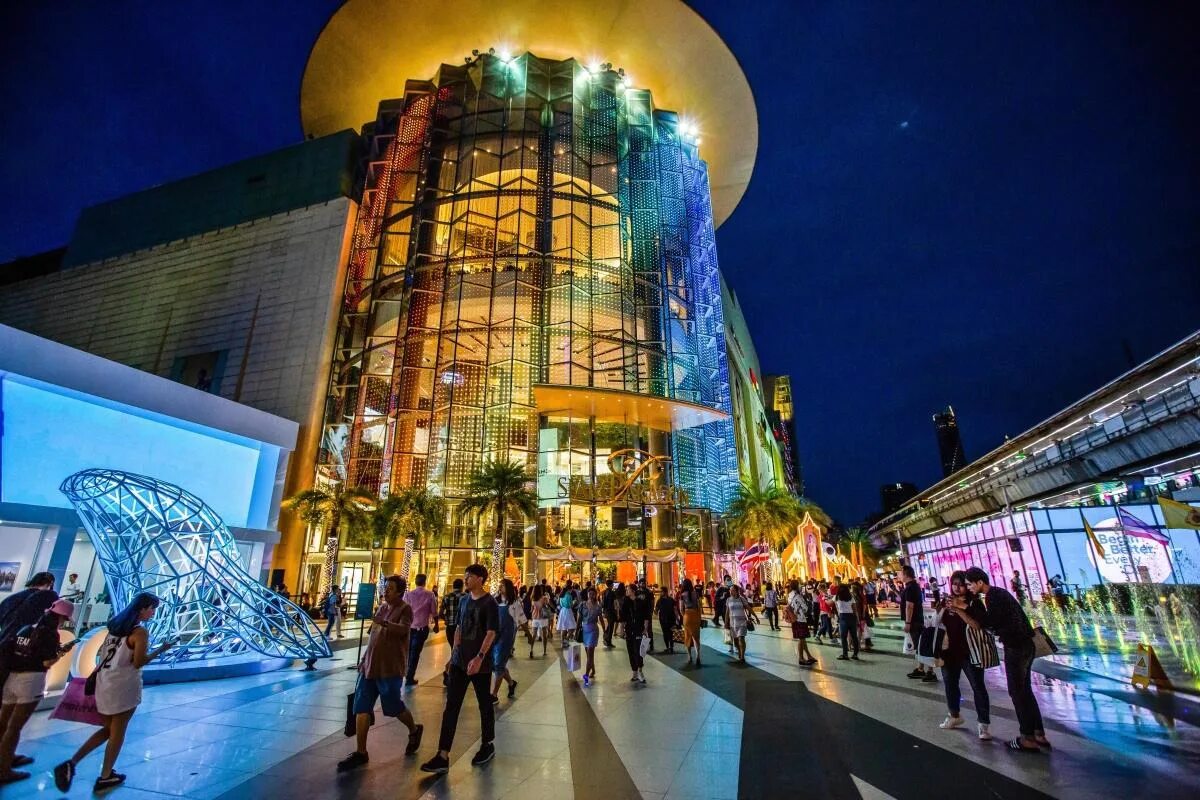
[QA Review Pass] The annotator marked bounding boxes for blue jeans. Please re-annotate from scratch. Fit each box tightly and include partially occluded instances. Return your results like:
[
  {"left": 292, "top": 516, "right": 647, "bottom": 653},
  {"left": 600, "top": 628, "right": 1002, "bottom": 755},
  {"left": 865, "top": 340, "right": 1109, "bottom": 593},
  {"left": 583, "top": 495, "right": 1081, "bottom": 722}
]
[
  {"left": 838, "top": 613, "right": 859, "bottom": 656},
  {"left": 406, "top": 627, "right": 430, "bottom": 682},
  {"left": 941, "top": 660, "right": 990, "bottom": 724}
]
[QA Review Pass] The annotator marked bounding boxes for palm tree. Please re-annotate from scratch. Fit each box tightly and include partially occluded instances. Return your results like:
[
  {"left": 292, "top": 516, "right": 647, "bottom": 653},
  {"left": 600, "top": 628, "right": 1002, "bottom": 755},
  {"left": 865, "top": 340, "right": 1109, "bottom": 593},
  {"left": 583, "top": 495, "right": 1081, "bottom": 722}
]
[
  {"left": 284, "top": 484, "right": 378, "bottom": 592},
  {"left": 726, "top": 481, "right": 802, "bottom": 551},
  {"left": 459, "top": 460, "right": 537, "bottom": 587},
  {"left": 372, "top": 487, "right": 446, "bottom": 577},
  {"left": 840, "top": 527, "right": 880, "bottom": 573}
]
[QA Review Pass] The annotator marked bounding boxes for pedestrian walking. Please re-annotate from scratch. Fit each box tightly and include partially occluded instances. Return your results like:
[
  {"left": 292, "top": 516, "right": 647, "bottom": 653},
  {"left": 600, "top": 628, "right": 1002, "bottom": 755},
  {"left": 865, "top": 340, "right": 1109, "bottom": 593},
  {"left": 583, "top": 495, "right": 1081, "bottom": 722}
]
[
  {"left": 713, "top": 577, "right": 731, "bottom": 628},
  {"left": 634, "top": 579, "right": 656, "bottom": 653},
  {"left": 601, "top": 581, "right": 618, "bottom": 648},
  {"left": 963, "top": 567, "right": 1050, "bottom": 753},
  {"left": 322, "top": 587, "right": 344, "bottom": 639},
  {"left": 53, "top": 593, "right": 175, "bottom": 793},
  {"left": 0, "top": 599, "right": 77, "bottom": 785},
  {"left": 440, "top": 578, "right": 464, "bottom": 686},
  {"left": 678, "top": 579, "right": 703, "bottom": 666},
  {"left": 902, "top": 565, "right": 936, "bottom": 682},
  {"left": 339, "top": 575, "right": 423, "bottom": 772},
  {"left": 556, "top": 582, "right": 577, "bottom": 647},
  {"left": 404, "top": 574, "right": 437, "bottom": 688},
  {"left": 724, "top": 585, "right": 756, "bottom": 663},
  {"left": 489, "top": 579, "right": 518, "bottom": 703},
  {"left": 815, "top": 583, "right": 834, "bottom": 644},
  {"left": 835, "top": 584, "right": 860, "bottom": 661},
  {"left": 421, "top": 564, "right": 500, "bottom": 775},
  {"left": 529, "top": 585, "right": 550, "bottom": 658},
  {"left": 785, "top": 580, "right": 816, "bottom": 666},
  {"left": 762, "top": 582, "right": 780, "bottom": 631},
  {"left": 578, "top": 587, "right": 602, "bottom": 686},
  {"left": 656, "top": 586, "right": 678, "bottom": 654},
  {"left": 618, "top": 584, "right": 650, "bottom": 684},
  {"left": 937, "top": 570, "right": 991, "bottom": 740}
]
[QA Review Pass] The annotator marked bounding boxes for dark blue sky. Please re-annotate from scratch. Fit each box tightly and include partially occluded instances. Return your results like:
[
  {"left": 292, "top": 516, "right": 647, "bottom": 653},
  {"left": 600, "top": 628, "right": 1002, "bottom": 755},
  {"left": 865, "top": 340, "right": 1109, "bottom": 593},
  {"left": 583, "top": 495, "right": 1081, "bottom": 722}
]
[{"left": 2, "top": 2, "right": 1197, "bottom": 523}]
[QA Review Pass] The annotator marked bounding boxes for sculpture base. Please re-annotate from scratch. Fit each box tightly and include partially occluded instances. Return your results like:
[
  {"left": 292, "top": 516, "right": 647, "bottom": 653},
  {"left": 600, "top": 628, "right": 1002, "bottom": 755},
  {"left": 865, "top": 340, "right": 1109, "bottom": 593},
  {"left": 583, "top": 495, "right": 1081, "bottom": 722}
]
[{"left": 143, "top": 655, "right": 295, "bottom": 685}]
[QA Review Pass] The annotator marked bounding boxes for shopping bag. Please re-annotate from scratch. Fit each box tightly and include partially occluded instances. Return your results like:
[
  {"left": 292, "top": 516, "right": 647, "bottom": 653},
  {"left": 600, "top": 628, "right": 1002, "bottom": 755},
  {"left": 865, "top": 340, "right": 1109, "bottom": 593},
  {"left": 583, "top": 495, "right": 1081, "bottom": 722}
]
[
  {"left": 50, "top": 677, "right": 105, "bottom": 726},
  {"left": 916, "top": 627, "right": 946, "bottom": 668},
  {"left": 1032, "top": 626, "right": 1058, "bottom": 658},
  {"left": 565, "top": 643, "right": 582, "bottom": 671},
  {"left": 901, "top": 633, "right": 915, "bottom": 654},
  {"left": 639, "top": 635, "right": 651, "bottom": 658},
  {"left": 722, "top": 627, "right": 732, "bottom": 645},
  {"left": 344, "top": 678, "right": 375, "bottom": 737},
  {"left": 965, "top": 626, "right": 1000, "bottom": 669}
]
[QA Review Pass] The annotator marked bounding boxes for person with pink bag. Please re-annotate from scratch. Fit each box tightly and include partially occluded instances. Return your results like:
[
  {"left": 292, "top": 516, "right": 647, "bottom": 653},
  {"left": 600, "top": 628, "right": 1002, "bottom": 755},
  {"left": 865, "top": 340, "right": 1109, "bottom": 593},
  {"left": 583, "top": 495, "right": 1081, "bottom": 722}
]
[
  {"left": 0, "top": 598, "right": 78, "bottom": 785},
  {"left": 54, "top": 592, "right": 175, "bottom": 793}
]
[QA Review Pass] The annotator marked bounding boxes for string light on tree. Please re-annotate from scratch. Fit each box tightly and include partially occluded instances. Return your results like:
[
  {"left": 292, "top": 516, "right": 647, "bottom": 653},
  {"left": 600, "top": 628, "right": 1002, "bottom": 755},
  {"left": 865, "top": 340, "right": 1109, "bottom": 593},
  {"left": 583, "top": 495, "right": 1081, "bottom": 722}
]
[
  {"left": 321, "top": 534, "right": 338, "bottom": 593},
  {"left": 400, "top": 536, "right": 415, "bottom": 580},
  {"left": 491, "top": 535, "right": 504, "bottom": 592}
]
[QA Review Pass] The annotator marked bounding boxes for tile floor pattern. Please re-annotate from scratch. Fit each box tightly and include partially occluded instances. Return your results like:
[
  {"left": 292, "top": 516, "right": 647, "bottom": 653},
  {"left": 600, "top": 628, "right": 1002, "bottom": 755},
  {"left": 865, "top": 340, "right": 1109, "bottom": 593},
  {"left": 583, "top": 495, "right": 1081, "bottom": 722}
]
[{"left": 6, "top": 619, "right": 1199, "bottom": 800}]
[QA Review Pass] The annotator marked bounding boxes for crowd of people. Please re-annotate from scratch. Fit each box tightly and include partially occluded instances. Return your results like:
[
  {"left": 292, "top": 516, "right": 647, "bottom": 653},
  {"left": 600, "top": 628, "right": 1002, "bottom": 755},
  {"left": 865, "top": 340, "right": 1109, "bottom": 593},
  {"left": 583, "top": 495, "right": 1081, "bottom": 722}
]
[{"left": 0, "top": 558, "right": 1055, "bottom": 790}]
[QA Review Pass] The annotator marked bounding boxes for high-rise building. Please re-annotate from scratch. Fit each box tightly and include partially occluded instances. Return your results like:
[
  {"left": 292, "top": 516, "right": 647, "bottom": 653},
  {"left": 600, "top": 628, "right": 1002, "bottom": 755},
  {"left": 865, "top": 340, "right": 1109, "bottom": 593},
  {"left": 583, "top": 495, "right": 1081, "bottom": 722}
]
[
  {"left": 933, "top": 406, "right": 966, "bottom": 477},
  {"left": 0, "top": 0, "right": 767, "bottom": 594},
  {"left": 763, "top": 374, "right": 803, "bottom": 494},
  {"left": 880, "top": 482, "right": 918, "bottom": 516}
]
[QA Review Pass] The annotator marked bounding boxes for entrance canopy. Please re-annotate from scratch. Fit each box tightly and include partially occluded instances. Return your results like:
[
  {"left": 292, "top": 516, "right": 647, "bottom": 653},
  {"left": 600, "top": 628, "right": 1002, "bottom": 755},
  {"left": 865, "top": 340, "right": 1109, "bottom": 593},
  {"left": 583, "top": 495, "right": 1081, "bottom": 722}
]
[
  {"left": 535, "top": 546, "right": 685, "bottom": 563},
  {"left": 533, "top": 385, "right": 727, "bottom": 431}
]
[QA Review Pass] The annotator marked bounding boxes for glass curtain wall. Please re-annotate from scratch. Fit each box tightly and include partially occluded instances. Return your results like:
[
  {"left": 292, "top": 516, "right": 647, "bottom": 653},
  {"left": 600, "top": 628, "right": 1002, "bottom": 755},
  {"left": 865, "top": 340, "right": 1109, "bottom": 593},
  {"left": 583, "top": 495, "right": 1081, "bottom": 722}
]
[{"left": 318, "top": 53, "right": 737, "bottom": 585}]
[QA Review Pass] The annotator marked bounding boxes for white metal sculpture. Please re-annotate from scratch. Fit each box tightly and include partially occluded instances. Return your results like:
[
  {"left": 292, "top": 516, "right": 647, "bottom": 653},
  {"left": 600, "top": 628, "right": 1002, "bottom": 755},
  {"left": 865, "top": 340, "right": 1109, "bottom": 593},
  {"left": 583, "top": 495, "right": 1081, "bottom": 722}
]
[{"left": 61, "top": 469, "right": 330, "bottom": 664}]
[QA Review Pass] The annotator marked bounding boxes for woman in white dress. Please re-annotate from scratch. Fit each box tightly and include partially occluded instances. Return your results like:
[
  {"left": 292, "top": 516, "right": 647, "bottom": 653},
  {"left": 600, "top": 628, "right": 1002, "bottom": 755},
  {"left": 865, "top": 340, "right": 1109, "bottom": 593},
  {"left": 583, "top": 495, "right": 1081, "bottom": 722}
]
[
  {"left": 54, "top": 593, "right": 175, "bottom": 793},
  {"left": 556, "top": 584, "right": 577, "bottom": 647},
  {"left": 723, "top": 585, "right": 757, "bottom": 663}
]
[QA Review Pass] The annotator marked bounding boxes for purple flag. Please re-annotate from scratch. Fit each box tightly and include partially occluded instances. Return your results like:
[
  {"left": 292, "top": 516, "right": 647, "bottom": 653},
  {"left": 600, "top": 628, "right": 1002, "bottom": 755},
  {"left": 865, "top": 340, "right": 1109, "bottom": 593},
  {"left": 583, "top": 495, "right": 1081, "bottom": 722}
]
[{"left": 1117, "top": 508, "right": 1171, "bottom": 546}]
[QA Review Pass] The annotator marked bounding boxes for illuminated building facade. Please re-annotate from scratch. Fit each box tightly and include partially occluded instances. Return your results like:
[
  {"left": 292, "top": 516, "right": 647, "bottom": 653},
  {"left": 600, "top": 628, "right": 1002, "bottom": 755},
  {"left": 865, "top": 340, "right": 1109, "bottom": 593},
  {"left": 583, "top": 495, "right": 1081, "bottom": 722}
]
[
  {"left": 312, "top": 49, "right": 744, "bottom": 587},
  {"left": 763, "top": 374, "right": 802, "bottom": 495}
]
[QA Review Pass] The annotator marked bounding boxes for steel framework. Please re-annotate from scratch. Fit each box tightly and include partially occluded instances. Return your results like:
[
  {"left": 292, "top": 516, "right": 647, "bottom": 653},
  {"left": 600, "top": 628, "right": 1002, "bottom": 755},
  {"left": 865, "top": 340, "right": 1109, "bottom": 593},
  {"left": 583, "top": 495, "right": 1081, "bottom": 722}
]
[{"left": 61, "top": 469, "right": 330, "bottom": 664}]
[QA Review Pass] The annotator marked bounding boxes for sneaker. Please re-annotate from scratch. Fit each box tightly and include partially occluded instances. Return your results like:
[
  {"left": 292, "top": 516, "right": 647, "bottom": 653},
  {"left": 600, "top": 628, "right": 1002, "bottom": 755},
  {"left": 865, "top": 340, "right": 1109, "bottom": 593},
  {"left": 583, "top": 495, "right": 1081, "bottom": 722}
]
[
  {"left": 11, "top": 755, "right": 32, "bottom": 768},
  {"left": 907, "top": 669, "right": 925, "bottom": 679},
  {"left": 337, "top": 751, "right": 369, "bottom": 772},
  {"left": 630, "top": 674, "right": 639, "bottom": 682},
  {"left": 940, "top": 715, "right": 965, "bottom": 730},
  {"left": 637, "top": 671, "right": 646, "bottom": 684},
  {"left": 837, "top": 655, "right": 849, "bottom": 660},
  {"left": 978, "top": 723, "right": 993, "bottom": 740},
  {"left": 405, "top": 724, "right": 424, "bottom": 755},
  {"left": 507, "top": 680, "right": 518, "bottom": 699},
  {"left": 582, "top": 674, "right": 590, "bottom": 687},
  {"left": 851, "top": 654, "right": 860, "bottom": 661},
  {"left": 54, "top": 760, "right": 75, "bottom": 792},
  {"left": 471, "top": 743, "right": 495, "bottom": 767},
  {"left": 420, "top": 754, "right": 450, "bottom": 774},
  {"left": 0, "top": 772, "right": 31, "bottom": 786},
  {"left": 490, "top": 694, "right": 500, "bottom": 704},
  {"left": 922, "top": 672, "right": 938, "bottom": 683},
  {"left": 94, "top": 772, "right": 127, "bottom": 792}
]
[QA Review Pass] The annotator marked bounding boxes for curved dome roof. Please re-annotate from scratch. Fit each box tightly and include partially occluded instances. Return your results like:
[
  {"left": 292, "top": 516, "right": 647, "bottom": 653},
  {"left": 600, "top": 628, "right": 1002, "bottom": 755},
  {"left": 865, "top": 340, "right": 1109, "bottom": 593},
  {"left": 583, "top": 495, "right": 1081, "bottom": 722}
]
[{"left": 301, "top": 0, "right": 757, "bottom": 228}]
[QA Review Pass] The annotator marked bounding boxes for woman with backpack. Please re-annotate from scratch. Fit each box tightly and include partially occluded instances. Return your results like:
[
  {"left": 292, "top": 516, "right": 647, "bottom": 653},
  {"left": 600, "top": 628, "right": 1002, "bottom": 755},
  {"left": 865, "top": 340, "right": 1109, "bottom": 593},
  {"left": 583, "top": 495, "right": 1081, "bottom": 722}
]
[
  {"left": 0, "top": 599, "right": 77, "bottom": 785},
  {"left": 54, "top": 593, "right": 175, "bottom": 793}
]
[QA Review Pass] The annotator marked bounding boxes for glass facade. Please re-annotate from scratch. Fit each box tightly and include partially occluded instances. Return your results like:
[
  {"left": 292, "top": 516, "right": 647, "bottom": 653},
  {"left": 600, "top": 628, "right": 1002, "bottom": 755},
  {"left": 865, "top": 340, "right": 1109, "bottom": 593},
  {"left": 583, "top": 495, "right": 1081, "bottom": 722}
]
[
  {"left": 906, "top": 501, "right": 1200, "bottom": 598},
  {"left": 317, "top": 53, "right": 737, "bottom": 587}
]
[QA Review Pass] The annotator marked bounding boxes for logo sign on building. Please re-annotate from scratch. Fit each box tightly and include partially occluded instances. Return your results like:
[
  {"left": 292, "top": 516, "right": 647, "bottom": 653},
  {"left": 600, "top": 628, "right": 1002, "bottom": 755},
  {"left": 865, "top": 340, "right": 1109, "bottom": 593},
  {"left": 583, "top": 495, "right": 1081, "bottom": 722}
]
[{"left": 1086, "top": 514, "right": 1174, "bottom": 583}]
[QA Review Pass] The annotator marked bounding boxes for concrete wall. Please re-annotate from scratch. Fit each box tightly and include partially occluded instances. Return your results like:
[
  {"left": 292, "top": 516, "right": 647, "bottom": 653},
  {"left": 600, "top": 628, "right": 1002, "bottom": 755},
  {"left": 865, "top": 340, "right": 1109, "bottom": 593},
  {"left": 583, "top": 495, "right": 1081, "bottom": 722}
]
[{"left": 0, "top": 198, "right": 356, "bottom": 583}]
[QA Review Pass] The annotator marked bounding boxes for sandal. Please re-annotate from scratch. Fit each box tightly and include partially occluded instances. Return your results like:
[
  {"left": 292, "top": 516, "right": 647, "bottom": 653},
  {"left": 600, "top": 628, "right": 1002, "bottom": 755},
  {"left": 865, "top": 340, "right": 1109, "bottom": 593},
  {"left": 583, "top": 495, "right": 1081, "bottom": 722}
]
[{"left": 1006, "top": 738, "right": 1040, "bottom": 753}]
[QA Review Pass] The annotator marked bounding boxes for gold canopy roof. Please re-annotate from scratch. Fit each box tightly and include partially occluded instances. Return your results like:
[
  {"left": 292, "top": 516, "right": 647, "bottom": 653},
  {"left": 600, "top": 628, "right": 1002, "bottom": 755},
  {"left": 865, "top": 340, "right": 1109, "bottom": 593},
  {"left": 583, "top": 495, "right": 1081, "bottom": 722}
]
[{"left": 300, "top": 0, "right": 757, "bottom": 228}]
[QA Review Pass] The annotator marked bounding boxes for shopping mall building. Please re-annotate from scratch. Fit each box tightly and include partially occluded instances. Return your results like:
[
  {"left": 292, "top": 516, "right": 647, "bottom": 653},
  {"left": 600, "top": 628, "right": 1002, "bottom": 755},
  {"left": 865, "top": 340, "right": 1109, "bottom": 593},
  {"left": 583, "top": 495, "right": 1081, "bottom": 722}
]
[{"left": 0, "top": 0, "right": 795, "bottom": 596}]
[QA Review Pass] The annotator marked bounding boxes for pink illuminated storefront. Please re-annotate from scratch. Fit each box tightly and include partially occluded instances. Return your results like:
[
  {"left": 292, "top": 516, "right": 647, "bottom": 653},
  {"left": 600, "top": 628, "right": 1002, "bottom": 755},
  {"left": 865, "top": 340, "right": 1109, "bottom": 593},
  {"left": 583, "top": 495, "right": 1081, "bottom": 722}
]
[{"left": 906, "top": 510, "right": 1049, "bottom": 598}]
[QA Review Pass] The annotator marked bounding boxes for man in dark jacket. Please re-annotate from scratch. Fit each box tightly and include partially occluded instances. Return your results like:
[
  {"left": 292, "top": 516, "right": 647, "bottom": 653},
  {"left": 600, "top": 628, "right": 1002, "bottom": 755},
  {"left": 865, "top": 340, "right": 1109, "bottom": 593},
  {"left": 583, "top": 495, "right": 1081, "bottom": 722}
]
[
  {"left": 963, "top": 567, "right": 1049, "bottom": 752},
  {"left": 0, "top": 571, "right": 58, "bottom": 769}
]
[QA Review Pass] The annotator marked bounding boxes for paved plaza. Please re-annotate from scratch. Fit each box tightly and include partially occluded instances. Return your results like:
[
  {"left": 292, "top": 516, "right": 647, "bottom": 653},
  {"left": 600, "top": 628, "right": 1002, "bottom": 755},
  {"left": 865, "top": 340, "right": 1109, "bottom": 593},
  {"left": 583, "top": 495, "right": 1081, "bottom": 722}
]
[{"left": 8, "top": 618, "right": 1198, "bottom": 800}]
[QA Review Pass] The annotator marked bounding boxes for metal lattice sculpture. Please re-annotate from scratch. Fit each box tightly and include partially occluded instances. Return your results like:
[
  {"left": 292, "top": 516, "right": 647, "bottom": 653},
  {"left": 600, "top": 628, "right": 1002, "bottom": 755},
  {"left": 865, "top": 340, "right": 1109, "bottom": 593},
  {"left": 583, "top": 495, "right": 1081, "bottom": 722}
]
[{"left": 61, "top": 469, "right": 330, "bottom": 664}]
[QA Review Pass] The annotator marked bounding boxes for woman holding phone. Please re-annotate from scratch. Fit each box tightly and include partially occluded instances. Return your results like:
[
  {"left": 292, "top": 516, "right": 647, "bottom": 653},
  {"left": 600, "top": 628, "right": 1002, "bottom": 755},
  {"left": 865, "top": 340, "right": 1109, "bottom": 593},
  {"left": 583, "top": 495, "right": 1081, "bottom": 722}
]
[{"left": 54, "top": 592, "right": 174, "bottom": 792}]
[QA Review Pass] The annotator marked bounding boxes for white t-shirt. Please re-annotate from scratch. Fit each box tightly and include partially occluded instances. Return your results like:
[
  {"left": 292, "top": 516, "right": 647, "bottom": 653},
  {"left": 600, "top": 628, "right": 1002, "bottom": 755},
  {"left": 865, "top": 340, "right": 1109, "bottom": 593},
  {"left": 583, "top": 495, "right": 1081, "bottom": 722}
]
[{"left": 835, "top": 599, "right": 855, "bottom": 615}]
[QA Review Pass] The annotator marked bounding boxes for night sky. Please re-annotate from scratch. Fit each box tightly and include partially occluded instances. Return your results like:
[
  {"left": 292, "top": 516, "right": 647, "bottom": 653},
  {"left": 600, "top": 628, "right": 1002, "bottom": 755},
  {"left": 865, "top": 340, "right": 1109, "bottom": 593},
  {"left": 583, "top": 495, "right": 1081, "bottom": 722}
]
[{"left": 2, "top": 2, "right": 1198, "bottom": 523}]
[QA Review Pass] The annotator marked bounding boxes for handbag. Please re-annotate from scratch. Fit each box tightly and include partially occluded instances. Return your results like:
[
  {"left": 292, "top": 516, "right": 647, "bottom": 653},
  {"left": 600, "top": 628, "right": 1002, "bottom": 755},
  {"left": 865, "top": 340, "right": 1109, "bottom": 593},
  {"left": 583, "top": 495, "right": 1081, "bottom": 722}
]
[
  {"left": 345, "top": 676, "right": 375, "bottom": 736},
  {"left": 565, "top": 643, "right": 582, "bottom": 671},
  {"left": 916, "top": 626, "right": 946, "bottom": 668},
  {"left": 965, "top": 625, "right": 1000, "bottom": 669},
  {"left": 51, "top": 677, "right": 106, "bottom": 726},
  {"left": 1031, "top": 626, "right": 1058, "bottom": 658},
  {"left": 746, "top": 619, "right": 755, "bottom": 632}
]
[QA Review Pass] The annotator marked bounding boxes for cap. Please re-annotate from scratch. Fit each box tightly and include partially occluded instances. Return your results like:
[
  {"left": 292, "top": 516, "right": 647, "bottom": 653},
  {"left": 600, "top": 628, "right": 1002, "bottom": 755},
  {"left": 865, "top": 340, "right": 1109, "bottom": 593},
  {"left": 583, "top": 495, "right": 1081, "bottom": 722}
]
[{"left": 49, "top": 598, "right": 76, "bottom": 619}]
